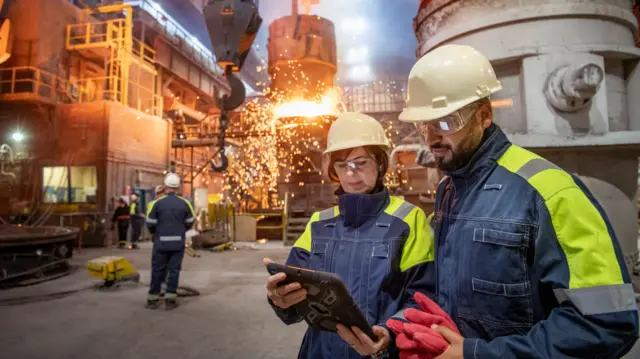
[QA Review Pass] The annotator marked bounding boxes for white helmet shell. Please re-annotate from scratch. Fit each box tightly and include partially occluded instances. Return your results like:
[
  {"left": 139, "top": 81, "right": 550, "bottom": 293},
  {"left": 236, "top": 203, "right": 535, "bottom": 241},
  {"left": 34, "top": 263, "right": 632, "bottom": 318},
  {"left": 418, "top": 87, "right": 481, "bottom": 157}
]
[{"left": 164, "top": 173, "right": 181, "bottom": 189}]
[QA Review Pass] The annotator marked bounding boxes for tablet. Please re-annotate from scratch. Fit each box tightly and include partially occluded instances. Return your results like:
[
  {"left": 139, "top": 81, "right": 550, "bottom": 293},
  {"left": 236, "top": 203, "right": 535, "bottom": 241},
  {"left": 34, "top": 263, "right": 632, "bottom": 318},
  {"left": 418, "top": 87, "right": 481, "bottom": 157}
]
[{"left": 266, "top": 262, "right": 378, "bottom": 342}]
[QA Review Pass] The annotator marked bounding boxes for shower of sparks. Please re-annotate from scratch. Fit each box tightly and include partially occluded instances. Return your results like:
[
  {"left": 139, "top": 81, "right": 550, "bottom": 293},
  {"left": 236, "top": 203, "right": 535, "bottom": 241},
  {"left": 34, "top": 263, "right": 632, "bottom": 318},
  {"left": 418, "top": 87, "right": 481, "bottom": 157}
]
[{"left": 210, "top": 59, "right": 413, "bottom": 209}]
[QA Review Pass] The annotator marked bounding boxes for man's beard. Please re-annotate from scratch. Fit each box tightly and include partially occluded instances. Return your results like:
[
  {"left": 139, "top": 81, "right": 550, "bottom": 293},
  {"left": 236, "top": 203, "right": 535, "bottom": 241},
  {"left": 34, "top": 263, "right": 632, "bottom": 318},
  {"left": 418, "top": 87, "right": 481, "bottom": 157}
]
[
  {"left": 432, "top": 146, "right": 476, "bottom": 172},
  {"left": 431, "top": 133, "right": 482, "bottom": 173}
]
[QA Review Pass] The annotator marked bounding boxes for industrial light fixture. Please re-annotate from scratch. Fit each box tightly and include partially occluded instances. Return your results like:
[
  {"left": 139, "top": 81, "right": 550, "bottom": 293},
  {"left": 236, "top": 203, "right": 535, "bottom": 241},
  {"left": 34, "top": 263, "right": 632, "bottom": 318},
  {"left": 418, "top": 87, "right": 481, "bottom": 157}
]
[
  {"left": 348, "top": 64, "right": 371, "bottom": 81},
  {"left": 341, "top": 17, "right": 367, "bottom": 34},
  {"left": 11, "top": 131, "right": 24, "bottom": 142},
  {"left": 346, "top": 46, "right": 369, "bottom": 65}
]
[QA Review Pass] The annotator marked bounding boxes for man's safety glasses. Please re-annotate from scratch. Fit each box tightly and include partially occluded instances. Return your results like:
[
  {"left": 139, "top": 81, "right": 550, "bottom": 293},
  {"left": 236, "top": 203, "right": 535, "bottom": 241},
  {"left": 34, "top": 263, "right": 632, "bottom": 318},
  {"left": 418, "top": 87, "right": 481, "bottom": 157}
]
[
  {"left": 333, "top": 157, "right": 375, "bottom": 173},
  {"left": 415, "top": 103, "right": 479, "bottom": 139}
]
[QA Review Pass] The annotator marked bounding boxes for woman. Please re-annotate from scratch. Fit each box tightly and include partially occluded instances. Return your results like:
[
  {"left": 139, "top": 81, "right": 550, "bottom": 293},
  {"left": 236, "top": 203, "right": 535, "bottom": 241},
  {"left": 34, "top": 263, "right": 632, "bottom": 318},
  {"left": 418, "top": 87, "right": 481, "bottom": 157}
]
[
  {"left": 264, "top": 112, "right": 435, "bottom": 359},
  {"left": 111, "top": 197, "right": 130, "bottom": 249}
]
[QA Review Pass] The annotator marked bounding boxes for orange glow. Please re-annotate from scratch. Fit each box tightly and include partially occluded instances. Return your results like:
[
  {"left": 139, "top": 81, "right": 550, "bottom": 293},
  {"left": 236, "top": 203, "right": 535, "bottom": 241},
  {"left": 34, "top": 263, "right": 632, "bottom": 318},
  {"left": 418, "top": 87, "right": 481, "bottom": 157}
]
[
  {"left": 272, "top": 88, "right": 342, "bottom": 119},
  {"left": 273, "top": 96, "right": 338, "bottom": 119},
  {"left": 491, "top": 98, "right": 514, "bottom": 108}
]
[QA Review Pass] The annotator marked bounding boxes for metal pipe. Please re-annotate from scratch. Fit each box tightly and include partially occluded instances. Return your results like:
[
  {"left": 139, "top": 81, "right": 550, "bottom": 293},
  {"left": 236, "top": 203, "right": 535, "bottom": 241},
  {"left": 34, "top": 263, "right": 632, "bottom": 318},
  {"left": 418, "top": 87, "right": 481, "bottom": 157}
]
[{"left": 545, "top": 63, "right": 604, "bottom": 113}]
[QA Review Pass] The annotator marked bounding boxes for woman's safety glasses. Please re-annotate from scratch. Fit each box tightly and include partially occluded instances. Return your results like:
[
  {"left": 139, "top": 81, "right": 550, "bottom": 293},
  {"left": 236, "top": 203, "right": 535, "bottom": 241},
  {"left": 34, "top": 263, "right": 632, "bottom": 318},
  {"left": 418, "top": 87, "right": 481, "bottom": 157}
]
[
  {"left": 415, "top": 103, "right": 479, "bottom": 139},
  {"left": 333, "top": 157, "right": 375, "bottom": 174}
]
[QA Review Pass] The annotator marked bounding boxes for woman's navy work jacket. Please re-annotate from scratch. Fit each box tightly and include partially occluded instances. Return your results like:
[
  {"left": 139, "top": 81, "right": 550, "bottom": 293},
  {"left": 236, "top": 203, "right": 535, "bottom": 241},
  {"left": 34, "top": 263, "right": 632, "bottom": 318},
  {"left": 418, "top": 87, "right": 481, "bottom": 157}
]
[{"left": 270, "top": 188, "right": 435, "bottom": 359}]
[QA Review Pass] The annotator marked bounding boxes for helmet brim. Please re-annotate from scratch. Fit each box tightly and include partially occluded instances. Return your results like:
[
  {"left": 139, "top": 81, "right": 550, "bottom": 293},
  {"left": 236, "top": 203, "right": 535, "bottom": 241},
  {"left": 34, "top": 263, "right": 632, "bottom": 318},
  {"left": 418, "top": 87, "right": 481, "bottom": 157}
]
[
  {"left": 323, "top": 141, "right": 389, "bottom": 155},
  {"left": 400, "top": 84, "right": 502, "bottom": 123},
  {"left": 399, "top": 104, "right": 466, "bottom": 123}
]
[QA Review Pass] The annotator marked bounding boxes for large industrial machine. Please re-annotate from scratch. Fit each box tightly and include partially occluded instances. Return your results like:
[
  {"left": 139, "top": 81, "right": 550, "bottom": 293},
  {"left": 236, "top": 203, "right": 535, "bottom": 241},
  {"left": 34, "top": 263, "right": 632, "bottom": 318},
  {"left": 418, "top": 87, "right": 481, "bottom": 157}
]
[
  {"left": 267, "top": 0, "right": 337, "bottom": 100},
  {"left": 411, "top": 0, "right": 640, "bottom": 273},
  {"left": 0, "top": 226, "right": 77, "bottom": 288}
]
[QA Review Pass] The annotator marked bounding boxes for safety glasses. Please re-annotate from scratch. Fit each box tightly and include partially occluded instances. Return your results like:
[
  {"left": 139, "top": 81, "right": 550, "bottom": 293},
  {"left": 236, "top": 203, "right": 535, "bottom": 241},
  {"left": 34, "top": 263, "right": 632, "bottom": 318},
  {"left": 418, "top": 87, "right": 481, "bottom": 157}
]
[
  {"left": 414, "top": 103, "right": 479, "bottom": 139},
  {"left": 333, "top": 157, "right": 376, "bottom": 174}
]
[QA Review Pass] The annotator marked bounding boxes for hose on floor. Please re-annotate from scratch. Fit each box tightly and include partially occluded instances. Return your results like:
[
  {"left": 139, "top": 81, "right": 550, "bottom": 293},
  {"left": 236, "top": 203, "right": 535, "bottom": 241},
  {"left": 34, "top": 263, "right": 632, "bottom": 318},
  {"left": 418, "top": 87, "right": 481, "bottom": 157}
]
[{"left": 0, "top": 278, "right": 200, "bottom": 306}]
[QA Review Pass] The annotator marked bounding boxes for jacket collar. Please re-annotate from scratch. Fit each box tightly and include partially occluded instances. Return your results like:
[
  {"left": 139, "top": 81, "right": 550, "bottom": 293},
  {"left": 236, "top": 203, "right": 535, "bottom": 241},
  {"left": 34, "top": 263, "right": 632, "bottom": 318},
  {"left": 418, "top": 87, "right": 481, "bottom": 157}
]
[
  {"left": 338, "top": 186, "right": 390, "bottom": 228},
  {"left": 446, "top": 123, "right": 511, "bottom": 187}
]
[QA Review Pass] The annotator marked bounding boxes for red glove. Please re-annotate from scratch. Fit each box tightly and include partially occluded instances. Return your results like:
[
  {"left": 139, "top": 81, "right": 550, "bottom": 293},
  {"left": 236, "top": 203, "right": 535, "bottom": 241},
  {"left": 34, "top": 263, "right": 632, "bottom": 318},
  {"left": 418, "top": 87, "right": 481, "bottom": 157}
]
[
  {"left": 386, "top": 293, "right": 459, "bottom": 359},
  {"left": 405, "top": 292, "right": 460, "bottom": 335},
  {"left": 388, "top": 317, "right": 449, "bottom": 359}
]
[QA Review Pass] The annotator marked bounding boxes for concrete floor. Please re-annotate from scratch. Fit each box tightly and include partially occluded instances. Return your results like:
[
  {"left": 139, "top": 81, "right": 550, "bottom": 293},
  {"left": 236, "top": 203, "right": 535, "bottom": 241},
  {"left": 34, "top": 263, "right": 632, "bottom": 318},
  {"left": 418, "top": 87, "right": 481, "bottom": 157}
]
[
  {"left": 0, "top": 242, "right": 305, "bottom": 359},
  {"left": 1, "top": 242, "right": 640, "bottom": 359}
]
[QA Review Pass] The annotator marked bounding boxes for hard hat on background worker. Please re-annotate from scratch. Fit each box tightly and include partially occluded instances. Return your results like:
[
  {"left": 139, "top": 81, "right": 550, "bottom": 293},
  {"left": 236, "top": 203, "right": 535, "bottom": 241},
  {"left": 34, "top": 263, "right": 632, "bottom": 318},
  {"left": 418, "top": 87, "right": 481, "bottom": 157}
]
[
  {"left": 324, "top": 112, "right": 390, "bottom": 154},
  {"left": 399, "top": 44, "right": 502, "bottom": 125},
  {"left": 131, "top": 193, "right": 138, "bottom": 201},
  {"left": 155, "top": 184, "right": 166, "bottom": 195},
  {"left": 164, "top": 173, "right": 181, "bottom": 189}
]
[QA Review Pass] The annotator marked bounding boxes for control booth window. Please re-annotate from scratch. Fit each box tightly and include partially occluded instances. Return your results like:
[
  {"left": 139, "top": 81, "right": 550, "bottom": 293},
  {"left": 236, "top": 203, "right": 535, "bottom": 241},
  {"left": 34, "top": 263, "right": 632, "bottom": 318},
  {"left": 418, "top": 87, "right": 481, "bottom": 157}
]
[{"left": 42, "top": 166, "right": 97, "bottom": 204}]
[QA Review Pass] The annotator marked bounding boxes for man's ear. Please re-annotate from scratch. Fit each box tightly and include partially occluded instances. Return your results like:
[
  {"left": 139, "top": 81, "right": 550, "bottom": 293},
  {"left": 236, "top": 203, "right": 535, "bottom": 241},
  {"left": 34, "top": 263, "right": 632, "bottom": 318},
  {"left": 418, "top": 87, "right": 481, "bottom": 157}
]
[{"left": 476, "top": 102, "right": 493, "bottom": 129}]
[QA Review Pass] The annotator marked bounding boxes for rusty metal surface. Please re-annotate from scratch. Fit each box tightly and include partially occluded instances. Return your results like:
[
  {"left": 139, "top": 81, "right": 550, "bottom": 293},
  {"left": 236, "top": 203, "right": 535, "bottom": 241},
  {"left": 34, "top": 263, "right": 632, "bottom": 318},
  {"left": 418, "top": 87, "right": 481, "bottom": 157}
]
[
  {"left": 267, "top": 15, "right": 337, "bottom": 98},
  {"left": 0, "top": 226, "right": 79, "bottom": 247},
  {"left": 414, "top": 0, "right": 637, "bottom": 56},
  {"left": 0, "top": 226, "right": 77, "bottom": 288}
]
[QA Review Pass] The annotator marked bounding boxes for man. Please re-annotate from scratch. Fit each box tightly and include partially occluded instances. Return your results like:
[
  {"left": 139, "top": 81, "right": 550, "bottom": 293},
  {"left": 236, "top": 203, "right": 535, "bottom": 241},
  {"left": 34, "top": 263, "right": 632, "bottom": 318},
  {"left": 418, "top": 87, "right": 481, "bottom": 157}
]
[
  {"left": 129, "top": 193, "right": 143, "bottom": 249},
  {"left": 146, "top": 185, "right": 167, "bottom": 216},
  {"left": 145, "top": 173, "right": 196, "bottom": 310},
  {"left": 388, "top": 44, "right": 638, "bottom": 358},
  {"left": 147, "top": 184, "right": 169, "bottom": 290},
  {"left": 111, "top": 197, "right": 130, "bottom": 249}
]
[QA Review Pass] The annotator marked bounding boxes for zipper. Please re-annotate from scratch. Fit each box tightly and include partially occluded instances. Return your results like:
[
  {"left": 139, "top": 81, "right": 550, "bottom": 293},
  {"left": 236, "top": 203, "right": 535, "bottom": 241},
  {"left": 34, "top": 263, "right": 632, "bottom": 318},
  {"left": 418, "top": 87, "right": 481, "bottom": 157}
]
[{"left": 434, "top": 180, "right": 453, "bottom": 302}]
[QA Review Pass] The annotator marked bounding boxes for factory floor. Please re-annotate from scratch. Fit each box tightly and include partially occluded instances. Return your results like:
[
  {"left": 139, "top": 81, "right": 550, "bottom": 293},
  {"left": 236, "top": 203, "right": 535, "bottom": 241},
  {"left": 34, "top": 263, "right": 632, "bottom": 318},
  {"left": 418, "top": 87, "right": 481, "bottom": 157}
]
[
  {"left": 1, "top": 241, "right": 640, "bottom": 359},
  {"left": 0, "top": 241, "right": 304, "bottom": 359}
]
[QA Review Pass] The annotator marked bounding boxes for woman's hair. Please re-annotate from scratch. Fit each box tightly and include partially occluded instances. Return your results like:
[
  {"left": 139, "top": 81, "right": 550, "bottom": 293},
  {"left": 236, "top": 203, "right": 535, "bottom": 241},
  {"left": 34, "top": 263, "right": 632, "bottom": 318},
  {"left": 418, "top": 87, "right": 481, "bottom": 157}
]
[{"left": 327, "top": 145, "right": 389, "bottom": 192}]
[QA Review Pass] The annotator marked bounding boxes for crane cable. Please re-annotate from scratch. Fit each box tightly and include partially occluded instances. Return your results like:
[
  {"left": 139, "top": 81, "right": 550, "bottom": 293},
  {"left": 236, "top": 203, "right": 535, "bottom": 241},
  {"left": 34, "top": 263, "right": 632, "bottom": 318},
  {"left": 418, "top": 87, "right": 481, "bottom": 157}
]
[{"left": 210, "top": 65, "right": 234, "bottom": 172}]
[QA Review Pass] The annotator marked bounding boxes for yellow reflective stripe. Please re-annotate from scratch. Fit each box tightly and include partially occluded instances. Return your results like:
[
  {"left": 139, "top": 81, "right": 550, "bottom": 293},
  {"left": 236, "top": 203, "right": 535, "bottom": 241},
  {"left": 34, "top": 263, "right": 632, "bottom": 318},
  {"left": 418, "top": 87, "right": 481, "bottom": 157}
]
[
  {"left": 495, "top": 144, "right": 541, "bottom": 172},
  {"left": 180, "top": 196, "right": 196, "bottom": 217},
  {"left": 545, "top": 186, "right": 624, "bottom": 288},
  {"left": 427, "top": 212, "right": 434, "bottom": 223},
  {"left": 319, "top": 207, "right": 338, "bottom": 221},
  {"left": 387, "top": 198, "right": 434, "bottom": 272},
  {"left": 498, "top": 145, "right": 624, "bottom": 289},
  {"left": 130, "top": 203, "right": 136, "bottom": 214},
  {"left": 146, "top": 200, "right": 156, "bottom": 217},
  {"left": 146, "top": 196, "right": 167, "bottom": 217},
  {"left": 293, "top": 211, "right": 321, "bottom": 252},
  {"left": 384, "top": 196, "right": 404, "bottom": 216}
]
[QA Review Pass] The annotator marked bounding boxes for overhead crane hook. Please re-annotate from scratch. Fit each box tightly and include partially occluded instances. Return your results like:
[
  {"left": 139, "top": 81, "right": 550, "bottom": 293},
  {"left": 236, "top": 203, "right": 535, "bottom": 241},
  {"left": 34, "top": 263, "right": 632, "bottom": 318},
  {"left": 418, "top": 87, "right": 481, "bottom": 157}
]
[{"left": 204, "top": 0, "right": 262, "bottom": 172}]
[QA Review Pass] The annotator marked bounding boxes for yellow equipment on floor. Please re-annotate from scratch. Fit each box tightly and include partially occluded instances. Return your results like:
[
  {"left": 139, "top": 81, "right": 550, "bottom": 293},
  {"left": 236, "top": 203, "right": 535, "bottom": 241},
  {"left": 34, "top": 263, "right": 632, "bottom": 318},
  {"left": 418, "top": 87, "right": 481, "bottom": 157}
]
[{"left": 87, "top": 256, "right": 140, "bottom": 286}]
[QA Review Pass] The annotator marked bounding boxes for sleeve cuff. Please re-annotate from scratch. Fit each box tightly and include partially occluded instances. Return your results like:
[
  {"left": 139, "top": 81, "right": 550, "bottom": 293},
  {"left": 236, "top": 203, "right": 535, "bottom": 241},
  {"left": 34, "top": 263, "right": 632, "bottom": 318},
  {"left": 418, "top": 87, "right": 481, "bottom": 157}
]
[
  {"left": 376, "top": 321, "right": 398, "bottom": 358},
  {"left": 463, "top": 338, "right": 481, "bottom": 359},
  {"left": 267, "top": 297, "right": 303, "bottom": 324}
]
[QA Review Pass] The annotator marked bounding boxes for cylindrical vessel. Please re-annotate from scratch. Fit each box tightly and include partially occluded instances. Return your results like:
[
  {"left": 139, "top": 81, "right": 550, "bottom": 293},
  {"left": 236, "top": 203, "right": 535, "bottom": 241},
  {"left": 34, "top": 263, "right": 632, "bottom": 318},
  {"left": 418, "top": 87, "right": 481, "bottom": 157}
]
[
  {"left": 411, "top": 0, "right": 640, "bottom": 264},
  {"left": 414, "top": 0, "right": 639, "bottom": 135},
  {"left": 267, "top": 15, "right": 337, "bottom": 100}
]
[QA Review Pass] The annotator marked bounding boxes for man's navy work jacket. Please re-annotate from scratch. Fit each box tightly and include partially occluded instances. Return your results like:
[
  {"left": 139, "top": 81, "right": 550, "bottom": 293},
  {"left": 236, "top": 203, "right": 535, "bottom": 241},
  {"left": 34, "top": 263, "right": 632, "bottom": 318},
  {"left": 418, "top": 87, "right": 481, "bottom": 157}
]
[
  {"left": 145, "top": 192, "right": 196, "bottom": 251},
  {"left": 413, "top": 123, "right": 638, "bottom": 358}
]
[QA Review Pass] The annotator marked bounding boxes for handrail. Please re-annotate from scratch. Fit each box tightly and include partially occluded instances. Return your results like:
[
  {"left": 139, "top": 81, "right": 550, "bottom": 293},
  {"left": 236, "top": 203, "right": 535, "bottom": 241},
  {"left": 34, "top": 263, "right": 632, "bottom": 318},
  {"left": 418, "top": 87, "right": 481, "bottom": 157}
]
[
  {"left": 66, "top": 19, "right": 123, "bottom": 49},
  {"left": 0, "top": 66, "right": 162, "bottom": 116},
  {"left": 66, "top": 19, "right": 157, "bottom": 66},
  {"left": 0, "top": 66, "right": 61, "bottom": 103}
]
